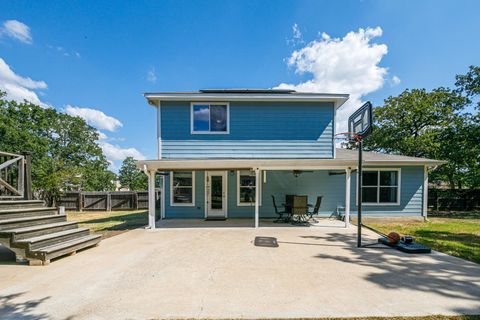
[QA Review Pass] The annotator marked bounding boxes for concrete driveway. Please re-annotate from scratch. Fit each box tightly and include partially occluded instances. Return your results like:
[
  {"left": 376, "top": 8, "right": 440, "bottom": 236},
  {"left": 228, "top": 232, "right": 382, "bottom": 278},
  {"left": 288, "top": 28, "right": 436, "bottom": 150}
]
[{"left": 0, "top": 220, "right": 479, "bottom": 319}]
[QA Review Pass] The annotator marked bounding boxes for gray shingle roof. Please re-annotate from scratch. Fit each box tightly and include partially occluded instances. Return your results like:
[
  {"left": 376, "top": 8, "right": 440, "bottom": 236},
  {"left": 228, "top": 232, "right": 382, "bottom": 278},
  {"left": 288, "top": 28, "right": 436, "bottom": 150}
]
[{"left": 336, "top": 148, "right": 446, "bottom": 164}]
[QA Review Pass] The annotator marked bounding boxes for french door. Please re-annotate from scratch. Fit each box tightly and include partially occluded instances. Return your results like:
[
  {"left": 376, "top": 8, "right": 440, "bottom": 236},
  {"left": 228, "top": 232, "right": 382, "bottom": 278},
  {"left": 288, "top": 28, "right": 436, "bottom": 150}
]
[{"left": 205, "top": 171, "right": 227, "bottom": 218}]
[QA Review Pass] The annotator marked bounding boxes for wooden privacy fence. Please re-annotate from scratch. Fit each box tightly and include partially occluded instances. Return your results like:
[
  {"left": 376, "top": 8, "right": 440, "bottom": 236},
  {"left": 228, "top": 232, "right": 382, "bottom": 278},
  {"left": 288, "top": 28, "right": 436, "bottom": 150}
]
[
  {"left": 428, "top": 189, "right": 480, "bottom": 211},
  {"left": 58, "top": 190, "right": 161, "bottom": 211}
]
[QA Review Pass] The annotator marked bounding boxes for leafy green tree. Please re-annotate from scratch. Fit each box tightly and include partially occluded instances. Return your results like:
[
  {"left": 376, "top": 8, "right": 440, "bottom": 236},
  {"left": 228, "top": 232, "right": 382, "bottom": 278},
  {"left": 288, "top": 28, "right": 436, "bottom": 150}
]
[
  {"left": 118, "top": 157, "right": 147, "bottom": 190},
  {"left": 363, "top": 87, "right": 471, "bottom": 189},
  {"left": 0, "top": 92, "right": 116, "bottom": 204},
  {"left": 454, "top": 66, "right": 480, "bottom": 187}
]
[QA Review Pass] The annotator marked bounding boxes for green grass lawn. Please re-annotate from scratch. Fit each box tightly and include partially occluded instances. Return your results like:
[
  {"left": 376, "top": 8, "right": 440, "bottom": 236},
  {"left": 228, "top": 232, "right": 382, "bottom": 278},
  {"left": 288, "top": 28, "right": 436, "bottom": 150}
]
[
  {"left": 67, "top": 210, "right": 147, "bottom": 239},
  {"left": 368, "top": 213, "right": 480, "bottom": 264},
  {"left": 315, "top": 317, "right": 480, "bottom": 320}
]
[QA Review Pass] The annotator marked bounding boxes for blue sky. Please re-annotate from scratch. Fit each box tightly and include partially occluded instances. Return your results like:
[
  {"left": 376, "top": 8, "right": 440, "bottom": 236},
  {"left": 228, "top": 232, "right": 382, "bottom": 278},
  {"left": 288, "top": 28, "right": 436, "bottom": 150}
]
[{"left": 1, "top": 0, "right": 479, "bottom": 170}]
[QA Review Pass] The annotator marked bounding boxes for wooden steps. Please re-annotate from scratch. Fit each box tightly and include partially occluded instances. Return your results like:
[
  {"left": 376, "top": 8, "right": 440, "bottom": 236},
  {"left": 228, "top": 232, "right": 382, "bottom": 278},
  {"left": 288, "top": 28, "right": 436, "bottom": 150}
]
[
  {"left": 0, "top": 221, "right": 79, "bottom": 240},
  {"left": 0, "top": 207, "right": 59, "bottom": 220},
  {"left": 30, "top": 234, "right": 102, "bottom": 263},
  {"left": 0, "top": 200, "right": 45, "bottom": 210},
  {"left": 0, "top": 200, "right": 101, "bottom": 266}
]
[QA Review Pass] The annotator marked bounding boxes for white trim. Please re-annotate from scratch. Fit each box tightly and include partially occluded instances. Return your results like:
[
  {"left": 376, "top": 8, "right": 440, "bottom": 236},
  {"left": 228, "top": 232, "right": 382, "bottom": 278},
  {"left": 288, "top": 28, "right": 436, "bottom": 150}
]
[
  {"left": 157, "top": 100, "right": 162, "bottom": 159},
  {"left": 333, "top": 102, "right": 337, "bottom": 159},
  {"left": 204, "top": 171, "right": 228, "bottom": 218},
  {"left": 190, "top": 102, "right": 230, "bottom": 134},
  {"left": 169, "top": 171, "right": 196, "bottom": 207},
  {"left": 254, "top": 168, "right": 260, "bottom": 228},
  {"left": 161, "top": 175, "right": 165, "bottom": 219},
  {"left": 148, "top": 170, "right": 156, "bottom": 229},
  {"left": 345, "top": 168, "right": 351, "bottom": 228},
  {"left": 356, "top": 168, "right": 402, "bottom": 206},
  {"left": 423, "top": 165, "right": 428, "bottom": 218},
  {"left": 236, "top": 170, "right": 262, "bottom": 206},
  {"left": 145, "top": 93, "right": 349, "bottom": 109},
  {"left": 137, "top": 158, "right": 444, "bottom": 171}
]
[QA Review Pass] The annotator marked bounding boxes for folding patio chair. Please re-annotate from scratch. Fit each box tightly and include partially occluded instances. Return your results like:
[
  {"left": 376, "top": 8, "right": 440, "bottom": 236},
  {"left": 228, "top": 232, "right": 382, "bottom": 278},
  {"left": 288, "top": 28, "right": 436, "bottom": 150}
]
[
  {"left": 307, "top": 196, "right": 323, "bottom": 223},
  {"left": 291, "top": 195, "right": 309, "bottom": 225},
  {"left": 271, "top": 195, "right": 288, "bottom": 223}
]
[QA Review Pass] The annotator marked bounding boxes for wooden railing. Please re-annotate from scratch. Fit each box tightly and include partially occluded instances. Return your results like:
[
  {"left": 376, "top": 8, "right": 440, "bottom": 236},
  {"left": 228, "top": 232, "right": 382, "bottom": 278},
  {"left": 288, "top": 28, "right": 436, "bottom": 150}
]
[{"left": 0, "top": 151, "right": 29, "bottom": 199}]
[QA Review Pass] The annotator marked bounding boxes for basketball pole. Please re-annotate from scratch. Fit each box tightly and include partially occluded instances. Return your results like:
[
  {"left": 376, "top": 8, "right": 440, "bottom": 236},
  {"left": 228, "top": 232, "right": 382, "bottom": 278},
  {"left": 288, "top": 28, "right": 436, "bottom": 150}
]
[{"left": 357, "top": 139, "right": 363, "bottom": 248}]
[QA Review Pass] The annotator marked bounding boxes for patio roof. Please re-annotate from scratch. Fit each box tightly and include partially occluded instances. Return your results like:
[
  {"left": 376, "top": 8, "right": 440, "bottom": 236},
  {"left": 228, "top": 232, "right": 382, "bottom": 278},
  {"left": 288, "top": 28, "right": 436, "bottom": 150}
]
[{"left": 136, "top": 148, "right": 446, "bottom": 171}]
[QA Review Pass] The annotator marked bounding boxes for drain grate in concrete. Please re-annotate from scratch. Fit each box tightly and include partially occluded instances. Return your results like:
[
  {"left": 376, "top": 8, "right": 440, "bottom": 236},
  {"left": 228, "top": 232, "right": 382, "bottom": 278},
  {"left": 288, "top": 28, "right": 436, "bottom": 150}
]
[{"left": 254, "top": 236, "right": 279, "bottom": 248}]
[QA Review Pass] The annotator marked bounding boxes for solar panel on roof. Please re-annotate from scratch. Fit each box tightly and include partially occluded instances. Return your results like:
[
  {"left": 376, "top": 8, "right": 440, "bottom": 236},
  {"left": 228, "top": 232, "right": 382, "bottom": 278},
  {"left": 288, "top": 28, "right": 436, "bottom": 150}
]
[{"left": 199, "top": 89, "right": 296, "bottom": 94}]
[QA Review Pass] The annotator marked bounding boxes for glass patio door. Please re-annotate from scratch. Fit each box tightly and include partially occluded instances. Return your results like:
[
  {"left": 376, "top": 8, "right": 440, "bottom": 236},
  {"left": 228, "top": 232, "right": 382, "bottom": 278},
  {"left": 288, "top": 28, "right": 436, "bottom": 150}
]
[{"left": 206, "top": 171, "right": 227, "bottom": 218}]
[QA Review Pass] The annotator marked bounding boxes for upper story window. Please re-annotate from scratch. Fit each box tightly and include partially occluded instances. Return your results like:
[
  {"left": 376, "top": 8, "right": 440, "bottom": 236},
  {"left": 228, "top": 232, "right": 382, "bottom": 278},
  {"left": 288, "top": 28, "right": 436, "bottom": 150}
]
[
  {"left": 361, "top": 169, "right": 401, "bottom": 205},
  {"left": 191, "top": 103, "right": 229, "bottom": 134}
]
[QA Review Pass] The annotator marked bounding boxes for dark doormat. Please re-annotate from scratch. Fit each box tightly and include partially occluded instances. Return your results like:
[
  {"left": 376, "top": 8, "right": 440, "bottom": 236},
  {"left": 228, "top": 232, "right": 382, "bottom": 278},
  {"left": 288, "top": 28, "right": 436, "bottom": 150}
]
[
  {"left": 254, "top": 236, "right": 279, "bottom": 248},
  {"left": 205, "top": 217, "right": 227, "bottom": 221}
]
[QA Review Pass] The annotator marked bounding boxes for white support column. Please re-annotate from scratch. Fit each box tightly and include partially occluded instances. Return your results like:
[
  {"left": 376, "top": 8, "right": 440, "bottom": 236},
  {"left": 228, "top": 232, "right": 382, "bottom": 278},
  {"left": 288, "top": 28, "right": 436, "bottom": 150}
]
[
  {"left": 345, "top": 168, "right": 351, "bottom": 228},
  {"left": 148, "top": 170, "right": 156, "bottom": 229},
  {"left": 254, "top": 168, "right": 260, "bottom": 228},
  {"left": 161, "top": 174, "right": 165, "bottom": 219},
  {"left": 423, "top": 165, "right": 429, "bottom": 220}
]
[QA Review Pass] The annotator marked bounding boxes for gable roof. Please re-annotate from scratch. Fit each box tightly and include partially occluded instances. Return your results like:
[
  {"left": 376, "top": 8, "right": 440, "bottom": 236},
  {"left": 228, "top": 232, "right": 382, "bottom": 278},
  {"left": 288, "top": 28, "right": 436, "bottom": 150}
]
[{"left": 144, "top": 89, "right": 349, "bottom": 109}]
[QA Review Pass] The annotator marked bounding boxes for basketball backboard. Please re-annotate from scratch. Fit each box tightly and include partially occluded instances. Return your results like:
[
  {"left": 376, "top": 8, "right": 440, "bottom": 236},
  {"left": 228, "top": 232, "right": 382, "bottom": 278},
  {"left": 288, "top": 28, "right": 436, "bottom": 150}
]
[{"left": 348, "top": 101, "right": 373, "bottom": 140}]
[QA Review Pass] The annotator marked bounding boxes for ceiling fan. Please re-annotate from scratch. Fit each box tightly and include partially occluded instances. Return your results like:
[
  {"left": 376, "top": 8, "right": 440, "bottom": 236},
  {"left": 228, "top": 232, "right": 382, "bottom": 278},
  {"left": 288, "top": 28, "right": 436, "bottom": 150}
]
[{"left": 292, "top": 170, "right": 313, "bottom": 178}]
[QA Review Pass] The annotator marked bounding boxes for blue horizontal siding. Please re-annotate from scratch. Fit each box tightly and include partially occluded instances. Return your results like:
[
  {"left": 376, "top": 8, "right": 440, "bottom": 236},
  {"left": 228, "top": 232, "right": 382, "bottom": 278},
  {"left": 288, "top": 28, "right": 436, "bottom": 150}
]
[
  {"left": 163, "top": 140, "right": 333, "bottom": 158},
  {"left": 163, "top": 167, "right": 425, "bottom": 219},
  {"left": 160, "top": 101, "right": 334, "bottom": 158}
]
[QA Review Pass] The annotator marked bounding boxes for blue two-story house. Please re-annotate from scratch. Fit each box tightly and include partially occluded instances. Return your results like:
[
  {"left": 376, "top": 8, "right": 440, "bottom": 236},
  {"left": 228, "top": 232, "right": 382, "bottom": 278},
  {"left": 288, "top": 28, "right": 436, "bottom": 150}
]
[{"left": 137, "top": 89, "right": 444, "bottom": 229}]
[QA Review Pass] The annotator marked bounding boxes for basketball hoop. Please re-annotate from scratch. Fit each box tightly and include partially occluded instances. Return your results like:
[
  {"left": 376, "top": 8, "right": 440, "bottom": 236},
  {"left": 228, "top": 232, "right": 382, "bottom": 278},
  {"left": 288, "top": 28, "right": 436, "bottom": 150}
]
[
  {"left": 343, "top": 101, "right": 373, "bottom": 248},
  {"left": 333, "top": 132, "right": 360, "bottom": 142}
]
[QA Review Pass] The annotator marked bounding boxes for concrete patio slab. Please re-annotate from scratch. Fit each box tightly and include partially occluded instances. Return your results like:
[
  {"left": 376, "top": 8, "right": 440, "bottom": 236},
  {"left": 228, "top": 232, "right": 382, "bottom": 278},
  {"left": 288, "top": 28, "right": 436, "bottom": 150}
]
[{"left": 0, "top": 220, "right": 479, "bottom": 319}]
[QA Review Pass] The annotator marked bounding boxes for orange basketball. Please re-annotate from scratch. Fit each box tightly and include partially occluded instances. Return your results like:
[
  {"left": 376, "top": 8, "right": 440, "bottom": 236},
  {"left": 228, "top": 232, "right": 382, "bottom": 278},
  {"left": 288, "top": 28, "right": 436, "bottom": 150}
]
[{"left": 387, "top": 232, "right": 401, "bottom": 244}]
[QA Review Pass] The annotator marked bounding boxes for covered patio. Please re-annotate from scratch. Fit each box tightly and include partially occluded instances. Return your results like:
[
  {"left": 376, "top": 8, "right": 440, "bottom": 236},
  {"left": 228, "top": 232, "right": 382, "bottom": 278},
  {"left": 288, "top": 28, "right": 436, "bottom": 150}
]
[
  {"left": 140, "top": 158, "right": 356, "bottom": 229},
  {"left": 137, "top": 149, "right": 441, "bottom": 229}
]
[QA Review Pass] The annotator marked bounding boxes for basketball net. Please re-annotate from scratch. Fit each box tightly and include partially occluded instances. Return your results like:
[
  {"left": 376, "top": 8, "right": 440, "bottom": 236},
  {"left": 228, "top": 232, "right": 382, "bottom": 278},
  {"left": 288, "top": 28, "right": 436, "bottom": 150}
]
[{"left": 333, "top": 132, "right": 362, "bottom": 148}]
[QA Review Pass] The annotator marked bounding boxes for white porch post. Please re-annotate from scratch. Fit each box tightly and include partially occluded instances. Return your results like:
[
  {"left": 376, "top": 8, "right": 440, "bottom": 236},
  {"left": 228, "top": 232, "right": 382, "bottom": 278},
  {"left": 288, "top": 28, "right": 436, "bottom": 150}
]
[
  {"left": 148, "top": 170, "right": 156, "bottom": 229},
  {"left": 423, "top": 165, "right": 429, "bottom": 220},
  {"left": 161, "top": 174, "right": 165, "bottom": 219},
  {"left": 345, "top": 168, "right": 351, "bottom": 228},
  {"left": 254, "top": 168, "right": 260, "bottom": 228}
]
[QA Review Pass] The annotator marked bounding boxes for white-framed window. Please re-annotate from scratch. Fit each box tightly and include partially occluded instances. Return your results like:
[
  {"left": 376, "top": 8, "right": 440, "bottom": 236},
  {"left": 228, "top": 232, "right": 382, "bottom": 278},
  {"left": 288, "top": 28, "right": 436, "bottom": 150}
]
[
  {"left": 170, "top": 171, "right": 195, "bottom": 206},
  {"left": 191, "top": 102, "right": 229, "bottom": 134},
  {"left": 237, "top": 170, "right": 261, "bottom": 206},
  {"left": 360, "top": 169, "right": 401, "bottom": 205}
]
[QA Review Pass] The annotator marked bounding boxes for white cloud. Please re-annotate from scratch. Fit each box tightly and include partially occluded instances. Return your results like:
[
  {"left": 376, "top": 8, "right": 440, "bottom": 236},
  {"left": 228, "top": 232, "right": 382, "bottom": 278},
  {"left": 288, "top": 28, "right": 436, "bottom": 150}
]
[
  {"left": 46, "top": 45, "right": 81, "bottom": 58},
  {"left": 65, "top": 105, "right": 123, "bottom": 132},
  {"left": 390, "top": 75, "right": 401, "bottom": 86},
  {"left": 1, "top": 20, "right": 32, "bottom": 44},
  {"left": 98, "top": 141, "right": 145, "bottom": 161},
  {"left": 276, "top": 27, "right": 389, "bottom": 133},
  {"left": 97, "top": 131, "right": 108, "bottom": 140},
  {"left": 0, "top": 57, "right": 49, "bottom": 107},
  {"left": 147, "top": 67, "right": 157, "bottom": 83},
  {"left": 287, "top": 23, "right": 304, "bottom": 46}
]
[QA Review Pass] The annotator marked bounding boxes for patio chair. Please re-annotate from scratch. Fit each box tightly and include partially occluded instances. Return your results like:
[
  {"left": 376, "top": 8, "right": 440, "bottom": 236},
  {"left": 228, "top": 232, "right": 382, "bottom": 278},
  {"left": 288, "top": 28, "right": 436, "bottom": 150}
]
[
  {"left": 291, "top": 195, "right": 309, "bottom": 225},
  {"left": 307, "top": 196, "right": 323, "bottom": 222},
  {"left": 271, "top": 195, "right": 288, "bottom": 223}
]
